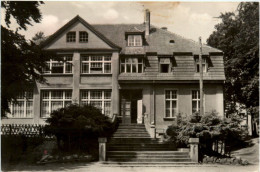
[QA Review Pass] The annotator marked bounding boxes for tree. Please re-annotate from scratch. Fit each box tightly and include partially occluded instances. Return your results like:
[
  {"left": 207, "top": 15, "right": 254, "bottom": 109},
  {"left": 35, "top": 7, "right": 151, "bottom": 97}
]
[
  {"left": 32, "top": 31, "right": 47, "bottom": 44},
  {"left": 1, "top": 1, "right": 58, "bottom": 116},
  {"left": 207, "top": 2, "right": 259, "bottom": 115}
]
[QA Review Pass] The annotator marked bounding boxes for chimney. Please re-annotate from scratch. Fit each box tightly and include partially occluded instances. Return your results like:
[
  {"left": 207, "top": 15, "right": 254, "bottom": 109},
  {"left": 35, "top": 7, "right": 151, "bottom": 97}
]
[{"left": 145, "top": 9, "right": 150, "bottom": 36}]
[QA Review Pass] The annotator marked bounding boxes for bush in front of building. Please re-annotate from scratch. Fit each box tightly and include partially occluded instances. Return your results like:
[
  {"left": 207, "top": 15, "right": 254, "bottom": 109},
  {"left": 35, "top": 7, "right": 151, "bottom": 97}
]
[
  {"left": 166, "top": 110, "right": 249, "bottom": 158},
  {"left": 44, "top": 104, "right": 118, "bottom": 157}
]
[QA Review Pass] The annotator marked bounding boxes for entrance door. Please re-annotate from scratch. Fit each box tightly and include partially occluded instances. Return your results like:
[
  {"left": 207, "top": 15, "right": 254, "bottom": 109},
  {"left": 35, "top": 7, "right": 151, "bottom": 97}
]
[
  {"left": 120, "top": 89, "right": 142, "bottom": 124},
  {"left": 121, "top": 99, "right": 131, "bottom": 123}
]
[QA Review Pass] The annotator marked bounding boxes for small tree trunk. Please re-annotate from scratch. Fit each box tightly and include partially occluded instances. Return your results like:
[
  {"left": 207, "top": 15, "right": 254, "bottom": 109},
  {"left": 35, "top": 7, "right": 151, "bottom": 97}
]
[{"left": 220, "top": 140, "right": 223, "bottom": 155}]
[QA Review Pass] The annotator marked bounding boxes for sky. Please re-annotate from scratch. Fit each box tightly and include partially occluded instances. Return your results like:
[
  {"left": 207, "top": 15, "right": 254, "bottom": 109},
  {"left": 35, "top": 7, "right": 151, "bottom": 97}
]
[{"left": 1, "top": 1, "right": 240, "bottom": 44}]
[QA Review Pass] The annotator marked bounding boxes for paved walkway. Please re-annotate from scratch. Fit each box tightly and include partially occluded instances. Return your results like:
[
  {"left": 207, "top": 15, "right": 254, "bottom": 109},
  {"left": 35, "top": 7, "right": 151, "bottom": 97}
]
[{"left": 2, "top": 162, "right": 259, "bottom": 172}]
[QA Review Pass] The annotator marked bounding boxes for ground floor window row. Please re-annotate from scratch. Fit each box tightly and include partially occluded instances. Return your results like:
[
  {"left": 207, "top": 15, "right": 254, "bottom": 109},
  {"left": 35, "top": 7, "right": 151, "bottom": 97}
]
[
  {"left": 164, "top": 90, "right": 201, "bottom": 118},
  {"left": 9, "top": 90, "right": 201, "bottom": 118},
  {"left": 40, "top": 90, "right": 112, "bottom": 118}
]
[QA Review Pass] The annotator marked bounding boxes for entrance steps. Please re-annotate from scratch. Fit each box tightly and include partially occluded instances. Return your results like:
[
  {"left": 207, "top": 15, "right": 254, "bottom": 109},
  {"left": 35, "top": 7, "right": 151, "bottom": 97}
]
[
  {"left": 104, "top": 123, "right": 193, "bottom": 165},
  {"left": 111, "top": 124, "right": 150, "bottom": 138}
]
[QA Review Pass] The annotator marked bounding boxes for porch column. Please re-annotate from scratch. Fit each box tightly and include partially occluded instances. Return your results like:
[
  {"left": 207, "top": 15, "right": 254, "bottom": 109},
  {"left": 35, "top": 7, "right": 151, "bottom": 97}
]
[
  {"left": 112, "top": 52, "right": 120, "bottom": 116},
  {"left": 72, "top": 52, "right": 80, "bottom": 104}
]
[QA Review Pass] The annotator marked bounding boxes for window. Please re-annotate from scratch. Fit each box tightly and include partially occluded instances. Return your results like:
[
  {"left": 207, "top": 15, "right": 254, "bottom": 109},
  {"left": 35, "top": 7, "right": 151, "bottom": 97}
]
[
  {"left": 41, "top": 90, "right": 72, "bottom": 118},
  {"left": 165, "top": 90, "right": 177, "bottom": 118},
  {"left": 80, "top": 90, "right": 112, "bottom": 117},
  {"left": 120, "top": 57, "right": 143, "bottom": 73},
  {"left": 81, "top": 55, "right": 111, "bottom": 74},
  {"left": 128, "top": 35, "right": 142, "bottom": 46},
  {"left": 159, "top": 58, "right": 171, "bottom": 73},
  {"left": 195, "top": 57, "right": 207, "bottom": 73},
  {"left": 9, "top": 92, "right": 33, "bottom": 118},
  {"left": 192, "top": 90, "right": 200, "bottom": 113},
  {"left": 43, "top": 55, "right": 73, "bottom": 74},
  {"left": 79, "top": 31, "right": 88, "bottom": 43},
  {"left": 66, "top": 32, "right": 76, "bottom": 42}
]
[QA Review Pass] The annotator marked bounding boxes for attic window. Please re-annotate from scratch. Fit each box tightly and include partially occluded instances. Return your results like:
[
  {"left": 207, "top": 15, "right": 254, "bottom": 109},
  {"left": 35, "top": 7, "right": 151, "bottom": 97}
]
[
  {"left": 159, "top": 57, "right": 171, "bottom": 73},
  {"left": 195, "top": 57, "right": 207, "bottom": 73},
  {"left": 67, "top": 32, "right": 76, "bottom": 42},
  {"left": 128, "top": 35, "right": 142, "bottom": 46},
  {"left": 169, "top": 40, "right": 175, "bottom": 43},
  {"left": 79, "top": 31, "right": 88, "bottom": 43}
]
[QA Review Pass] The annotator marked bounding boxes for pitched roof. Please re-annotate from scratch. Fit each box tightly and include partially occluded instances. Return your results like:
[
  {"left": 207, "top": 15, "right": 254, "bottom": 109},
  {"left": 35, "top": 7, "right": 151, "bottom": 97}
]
[
  {"left": 42, "top": 15, "right": 222, "bottom": 55},
  {"left": 93, "top": 24, "right": 222, "bottom": 55},
  {"left": 41, "top": 15, "right": 121, "bottom": 49}
]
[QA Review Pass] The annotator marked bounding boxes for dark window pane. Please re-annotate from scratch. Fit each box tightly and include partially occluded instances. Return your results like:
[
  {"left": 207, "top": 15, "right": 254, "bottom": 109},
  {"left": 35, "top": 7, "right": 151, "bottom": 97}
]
[
  {"left": 121, "top": 64, "right": 125, "bottom": 73},
  {"left": 104, "top": 63, "right": 111, "bottom": 73},
  {"left": 160, "top": 64, "right": 169, "bottom": 73},
  {"left": 79, "top": 31, "right": 88, "bottom": 42},
  {"left": 66, "top": 32, "right": 76, "bottom": 42},
  {"left": 52, "top": 63, "right": 64, "bottom": 73},
  {"left": 126, "top": 64, "right": 131, "bottom": 73},
  {"left": 138, "top": 64, "right": 142, "bottom": 73},
  {"left": 132, "top": 64, "right": 137, "bottom": 73}
]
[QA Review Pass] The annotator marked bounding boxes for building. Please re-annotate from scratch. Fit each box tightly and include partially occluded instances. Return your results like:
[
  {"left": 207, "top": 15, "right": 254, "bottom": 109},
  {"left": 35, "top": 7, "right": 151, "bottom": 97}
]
[{"left": 2, "top": 10, "right": 225, "bottom": 137}]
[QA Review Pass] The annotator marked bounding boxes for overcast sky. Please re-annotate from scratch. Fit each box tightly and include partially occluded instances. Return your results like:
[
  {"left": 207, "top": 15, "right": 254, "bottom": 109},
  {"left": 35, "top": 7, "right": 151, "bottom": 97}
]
[{"left": 2, "top": 1, "right": 240, "bottom": 44}]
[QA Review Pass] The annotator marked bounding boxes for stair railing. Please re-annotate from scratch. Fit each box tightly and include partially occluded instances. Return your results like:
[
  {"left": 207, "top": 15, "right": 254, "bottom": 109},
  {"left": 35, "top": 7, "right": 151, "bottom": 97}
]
[{"left": 110, "top": 113, "right": 117, "bottom": 123}]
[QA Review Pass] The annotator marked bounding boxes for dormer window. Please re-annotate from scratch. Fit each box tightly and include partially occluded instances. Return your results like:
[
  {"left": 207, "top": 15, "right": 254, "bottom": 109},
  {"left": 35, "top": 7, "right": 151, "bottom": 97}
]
[
  {"left": 159, "top": 57, "right": 171, "bottom": 73},
  {"left": 66, "top": 32, "right": 76, "bottom": 42},
  {"left": 79, "top": 31, "right": 88, "bottom": 43},
  {"left": 195, "top": 57, "right": 207, "bottom": 73},
  {"left": 128, "top": 35, "right": 142, "bottom": 46}
]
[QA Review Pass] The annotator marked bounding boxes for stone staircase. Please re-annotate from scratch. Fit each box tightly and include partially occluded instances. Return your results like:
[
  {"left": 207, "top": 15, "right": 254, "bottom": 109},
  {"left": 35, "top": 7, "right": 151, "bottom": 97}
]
[{"left": 103, "top": 123, "right": 194, "bottom": 166}]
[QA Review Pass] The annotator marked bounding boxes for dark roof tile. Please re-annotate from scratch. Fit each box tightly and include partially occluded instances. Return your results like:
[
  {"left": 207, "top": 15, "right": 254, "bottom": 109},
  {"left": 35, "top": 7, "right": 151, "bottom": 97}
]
[{"left": 93, "top": 24, "right": 222, "bottom": 55}]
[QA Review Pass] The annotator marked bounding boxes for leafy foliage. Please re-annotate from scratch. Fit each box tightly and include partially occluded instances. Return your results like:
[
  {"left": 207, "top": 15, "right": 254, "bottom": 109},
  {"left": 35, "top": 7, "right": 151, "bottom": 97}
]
[
  {"left": 44, "top": 104, "right": 118, "bottom": 152},
  {"left": 1, "top": 1, "right": 59, "bottom": 116},
  {"left": 32, "top": 31, "right": 47, "bottom": 44},
  {"left": 166, "top": 111, "right": 249, "bottom": 156},
  {"left": 1, "top": 1, "right": 44, "bottom": 30},
  {"left": 1, "top": 27, "right": 58, "bottom": 116},
  {"left": 207, "top": 2, "right": 259, "bottom": 114}
]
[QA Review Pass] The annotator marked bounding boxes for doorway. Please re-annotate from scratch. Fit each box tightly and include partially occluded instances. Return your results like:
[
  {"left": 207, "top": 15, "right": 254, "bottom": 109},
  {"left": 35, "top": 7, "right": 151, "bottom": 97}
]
[{"left": 120, "top": 89, "right": 142, "bottom": 124}]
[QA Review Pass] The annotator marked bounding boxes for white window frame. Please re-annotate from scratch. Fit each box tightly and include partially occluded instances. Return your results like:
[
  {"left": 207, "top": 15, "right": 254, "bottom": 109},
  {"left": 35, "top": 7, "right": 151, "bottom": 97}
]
[
  {"left": 79, "top": 31, "right": 88, "bottom": 43},
  {"left": 66, "top": 31, "right": 76, "bottom": 42},
  {"left": 127, "top": 35, "right": 142, "bottom": 46},
  {"left": 120, "top": 57, "right": 143, "bottom": 73},
  {"left": 9, "top": 92, "right": 33, "bottom": 118},
  {"left": 80, "top": 90, "right": 112, "bottom": 117},
  {"left": 195, "top": 57, "right": 207, "bottom": 73},
  {"left": 164, "top": 90, "right": 178, "bottom": 118},
  {"left": 41, "top": 90, "right": 72, "bottom": 118},
  {"left": 81, "top": 55, "right": 112, "bottom": 74},
  {"left": 192, "top": 90, "right": 200, "bottom": 113},
  {"left": 43, "top": 55, "right": 73, "bottom": 74}
]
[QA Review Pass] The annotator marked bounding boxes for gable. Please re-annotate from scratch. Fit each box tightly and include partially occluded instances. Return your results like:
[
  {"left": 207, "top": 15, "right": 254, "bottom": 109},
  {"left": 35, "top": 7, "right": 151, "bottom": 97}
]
[
  {"left": 44, "top": 21, "right": 113, "bottom": 50},
  {"left": 42, "top": 16, "right": 120, "bottom": 50}
]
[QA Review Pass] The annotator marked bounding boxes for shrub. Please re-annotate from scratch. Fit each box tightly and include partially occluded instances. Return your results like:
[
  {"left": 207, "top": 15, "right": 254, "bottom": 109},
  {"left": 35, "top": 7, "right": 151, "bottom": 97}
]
[
  {"left": 166, "top": 110, "right": 249, "bottom": 157},
  {"left": 1, "top": 135, "right": 44, "bottom": 165},
  {"left": 44, "top": 104, "right": 118, "bottom": 154}
]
